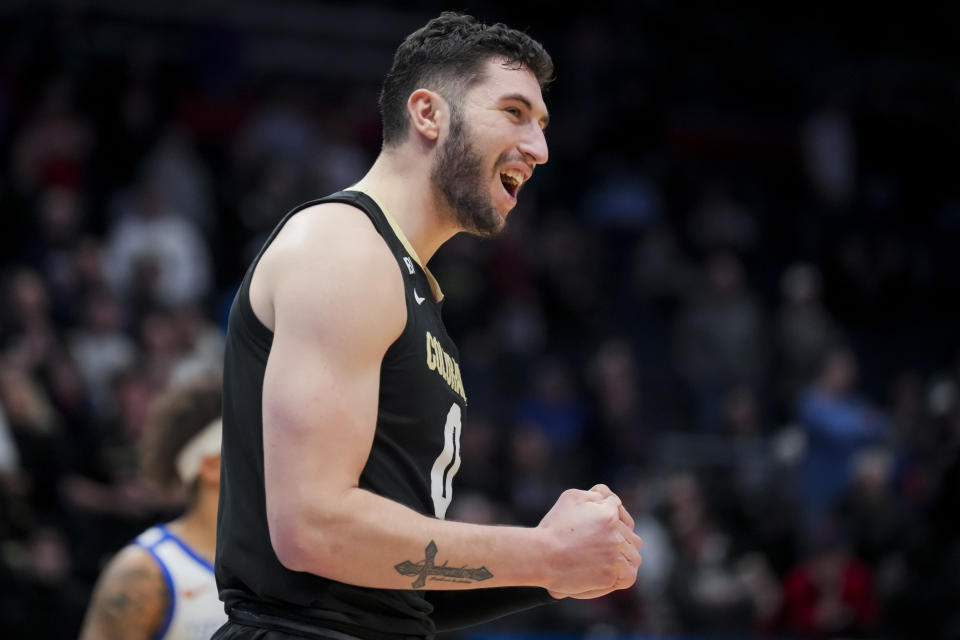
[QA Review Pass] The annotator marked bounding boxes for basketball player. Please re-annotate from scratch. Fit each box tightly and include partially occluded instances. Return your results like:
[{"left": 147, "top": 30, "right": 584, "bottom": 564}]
[
  {"left": 214, "top": 12, "right": 643, "bottom": 640},
  {"left": 80, "top": 373, "right": 226, "bottom": 640}
]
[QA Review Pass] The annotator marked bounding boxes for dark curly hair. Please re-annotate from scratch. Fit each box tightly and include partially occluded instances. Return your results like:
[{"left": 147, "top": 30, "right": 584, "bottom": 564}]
[
  {"left": 378, "top": 12, "right": 554, "bottom": 147},
  {"left": 139, "top": 371, "right": 222, "bottom": 496}
]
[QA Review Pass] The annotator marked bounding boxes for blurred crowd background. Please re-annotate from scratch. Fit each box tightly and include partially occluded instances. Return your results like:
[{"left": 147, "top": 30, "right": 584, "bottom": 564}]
[{"left": 1, "top": 2, "right": 958, "bottom": 638}]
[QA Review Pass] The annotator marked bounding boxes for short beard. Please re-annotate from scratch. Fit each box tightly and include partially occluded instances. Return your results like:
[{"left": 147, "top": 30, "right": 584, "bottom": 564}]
[{"left": 431, "top": 107, "right": 504, "bottom": 238}]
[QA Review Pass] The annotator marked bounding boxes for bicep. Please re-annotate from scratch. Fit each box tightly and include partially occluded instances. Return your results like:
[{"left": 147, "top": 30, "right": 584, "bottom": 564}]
[
  {"left": 261, "top": 232, "right": 406, "bottom": 537},
  {"left": 262, "top": 312, "right": 384, "bottom": 497},
  {"left": 79, "top": 547, "right": 168, "bottom": 640}
]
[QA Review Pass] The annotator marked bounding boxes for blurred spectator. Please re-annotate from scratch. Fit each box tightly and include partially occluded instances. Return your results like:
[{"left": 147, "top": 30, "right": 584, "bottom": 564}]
[
  {"left": 880, "top": 370, "right": 940, "bottom": 523},
  {"left": 717, "top": 386, "right": 783, "bottom": 512},
  {"left": 168, "top": 304, "right": 225, "bottom": 386},
  {"left": 494, "top": 292, "right": 547, "bottom": 359},
  {"left": 886, "top": 441, "right": 960, "bottom": 638},
  {"left": 534, "top": 213, "right": 604, "bottom": 340},
  {"left": 675, "top": 250, "right": 768, "bottom": 430},
  {"left": 774, "top": 520, "right": 880, "bottom": 636},
  {"left": 801, "top": 97, "right": 856, "bottom": 210},
  {"left": 68, "top": 288, "right": 137, "bottom": 419},
  {"left": 618, "top": 471, "right": 675, "bottom": 631},
  {"left": 584, "top": 337, "right": 651, "bottom": 472},
  {"left": 137, "top": 308, "right": 185, "bottom": 388},
  {"left": 71, "top": 236, "right": 111, "bottom": 302},
  {"left": 28, "top": 186, "right": 86, "bottom": 322},
  {"left": 0, "top": 360, "right": 64, "bottom": 521},
  {"left": 515, "top": 356, "right": 588, "bottom": 455},
  {"left": 139, "top": 124, "right": 216, "bottom": 233},
  {"left": 105, "top": 178, "right": 213, "bottom": 309},
  {"left": 11, "top": 75, "right": 92, "bottom": 195},
  {"left": 0, "top": 525, "right": 89, "bottom": 636},
  {"left": 44, "top": 352, "right": 98, "bottom": 468},
  {"left": 1, "top": 268, "right": 62, "bottom": 373},
  {"left": 797, "top": 345, "right": 890, "bottom": 536},
  {"left": 775, "top": 262, "right": 844, "bottom": 409},
  {"left": 836, "top": 449, "right": 906, "bottom": 599},
  {"left": 664, "top": 472, "right": 760, "bottom": 634}
]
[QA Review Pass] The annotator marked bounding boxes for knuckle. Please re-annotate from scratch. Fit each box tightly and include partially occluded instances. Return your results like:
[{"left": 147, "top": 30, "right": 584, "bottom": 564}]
[{"left": 622, "top": 572, "right": 638, "bottom": 589}]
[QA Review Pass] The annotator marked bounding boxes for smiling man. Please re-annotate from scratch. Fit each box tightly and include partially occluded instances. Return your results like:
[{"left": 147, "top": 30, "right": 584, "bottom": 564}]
[{"left": 213, "top": 12, "right": 643, "bottom": 640}]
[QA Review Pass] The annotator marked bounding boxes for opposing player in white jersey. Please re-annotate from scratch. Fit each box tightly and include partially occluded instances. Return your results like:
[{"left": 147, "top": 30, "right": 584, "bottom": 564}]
[{"left": 80, "top": 372, "right": 226, "bottom": 640}]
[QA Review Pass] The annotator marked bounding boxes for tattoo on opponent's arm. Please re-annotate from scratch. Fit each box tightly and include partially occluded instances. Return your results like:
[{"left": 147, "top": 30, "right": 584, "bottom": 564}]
[
  {"left": 79, "top": 559, "right": 169, "bottom": 640},
  {"left": 395, "top": 540, "right": 494, "bottom": 588}
]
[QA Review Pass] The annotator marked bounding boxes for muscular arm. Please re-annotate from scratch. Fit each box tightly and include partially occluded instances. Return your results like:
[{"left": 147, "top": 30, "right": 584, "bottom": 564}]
[
  {"left": 79, "top": 545, "right": 168, "bottom": 640},
  {"left": 256, "top": 205, "right": 641, "bottom": 596}
]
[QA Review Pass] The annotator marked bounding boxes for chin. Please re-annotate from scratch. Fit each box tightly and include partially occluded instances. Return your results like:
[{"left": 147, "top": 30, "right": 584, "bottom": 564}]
[{"left": 467, "top": 208, "right": 506, "bottom": 238}]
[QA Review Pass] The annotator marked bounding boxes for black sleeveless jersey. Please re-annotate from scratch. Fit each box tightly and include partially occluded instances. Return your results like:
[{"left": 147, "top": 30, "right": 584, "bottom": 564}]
[{"left": 215, "top": 190, "right": 471, "bottom": 639}]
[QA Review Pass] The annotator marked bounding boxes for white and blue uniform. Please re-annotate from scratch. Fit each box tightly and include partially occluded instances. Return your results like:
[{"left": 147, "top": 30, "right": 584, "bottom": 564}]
[{"left": 134, "top": 524, "right": 227, "bottom": 640}]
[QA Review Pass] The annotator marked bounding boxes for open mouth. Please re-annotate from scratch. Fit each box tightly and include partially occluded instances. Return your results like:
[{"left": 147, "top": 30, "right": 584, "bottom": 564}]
[{"left": 499, "top": 170, "right": 524, "bottom": 199}]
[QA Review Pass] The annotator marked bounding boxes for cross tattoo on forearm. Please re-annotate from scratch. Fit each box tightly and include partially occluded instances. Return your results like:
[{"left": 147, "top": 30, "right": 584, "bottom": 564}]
[{"left": 394, "top": 540, "right": 494, "bottom": 588}]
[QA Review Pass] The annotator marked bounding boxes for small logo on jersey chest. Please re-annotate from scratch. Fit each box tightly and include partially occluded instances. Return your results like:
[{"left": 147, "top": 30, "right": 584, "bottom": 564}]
[
  {"left": 414, "top": 289, "right": 426, "bottom": 305},
  {"left": 403, "top": 256, "right": 415, "bottom": 274},
  {"left": 182, "top": 584, "right": 211, "bottom": 599}
]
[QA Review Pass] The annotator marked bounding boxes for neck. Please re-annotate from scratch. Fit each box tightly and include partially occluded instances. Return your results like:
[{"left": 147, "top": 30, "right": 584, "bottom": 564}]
[
  {"left": 167, "top": 483, "right": 219, "bottom": 560},
  {"left": 351, "top": 148, "right": 459, "bottom": 264}
]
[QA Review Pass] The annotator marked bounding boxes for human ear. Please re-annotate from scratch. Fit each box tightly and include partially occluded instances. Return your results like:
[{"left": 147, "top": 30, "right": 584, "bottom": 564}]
[
  {"left": 407, "top": 89, "right": 445, "bottom": 141},
  {"left": 199, "top": 453, "right": 221, "bottom": 487}
]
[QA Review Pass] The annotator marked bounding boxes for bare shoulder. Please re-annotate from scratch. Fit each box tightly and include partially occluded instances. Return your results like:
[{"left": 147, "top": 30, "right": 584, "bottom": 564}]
[
  {"left": 251, "top": 201, "right": 406, "bottom": 341},
  {"left": 79, "top": 544, "right": 169, "bottom": 640},
  {"left": 271, "top": 201, "right": 384, "bottom": 250}
]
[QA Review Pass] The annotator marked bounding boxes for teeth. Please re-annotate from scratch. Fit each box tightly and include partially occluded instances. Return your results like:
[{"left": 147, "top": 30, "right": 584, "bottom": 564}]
[{"left": 500, "top": 169, "right": 524, "bottom": 186}]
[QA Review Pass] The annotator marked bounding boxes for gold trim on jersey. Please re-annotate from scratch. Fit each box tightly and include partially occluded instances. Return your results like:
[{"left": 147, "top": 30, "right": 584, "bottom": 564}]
[{"left": 351, "top": 188, "right": 444, "bottom": 302}]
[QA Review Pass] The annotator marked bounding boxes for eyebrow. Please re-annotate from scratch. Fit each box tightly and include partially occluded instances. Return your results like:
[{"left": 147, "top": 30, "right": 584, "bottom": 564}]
[{"left": 501, "top": 93, "right": 550, "bottom": 129}]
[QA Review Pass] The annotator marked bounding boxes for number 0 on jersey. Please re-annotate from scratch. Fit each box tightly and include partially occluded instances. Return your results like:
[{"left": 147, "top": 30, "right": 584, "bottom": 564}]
[{"left": 430, "top": 403, "right": 462, "bottom": 519}]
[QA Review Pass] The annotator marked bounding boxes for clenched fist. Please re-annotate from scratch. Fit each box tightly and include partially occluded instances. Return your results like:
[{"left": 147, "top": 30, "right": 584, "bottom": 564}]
[{"left": 536, "top": 485, "right": 643, "bottom": 598}]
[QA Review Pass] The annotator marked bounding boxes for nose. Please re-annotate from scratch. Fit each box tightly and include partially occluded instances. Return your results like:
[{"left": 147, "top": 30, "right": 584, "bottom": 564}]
[{"left": 519, "top": 122, "right": 549, "bottom": 166}]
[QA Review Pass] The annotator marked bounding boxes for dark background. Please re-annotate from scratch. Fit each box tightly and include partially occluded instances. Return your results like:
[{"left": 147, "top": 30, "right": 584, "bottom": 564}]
[{"left": 1, "top": 1, "right": 959, "bottom": 638}]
